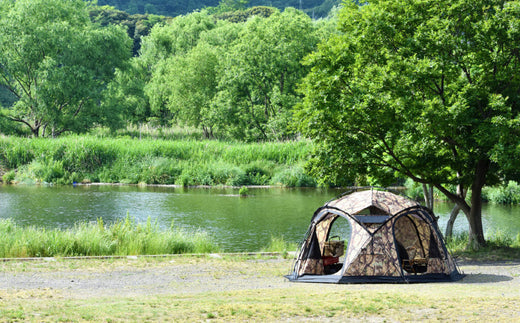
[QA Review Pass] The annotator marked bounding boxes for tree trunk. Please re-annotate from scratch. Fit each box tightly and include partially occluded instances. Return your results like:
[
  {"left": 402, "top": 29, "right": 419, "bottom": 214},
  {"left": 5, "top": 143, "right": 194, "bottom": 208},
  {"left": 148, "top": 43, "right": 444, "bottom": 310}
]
[
  {"left": 444, "top": 204, "right": 461, "bottom": 239},
  {"left": 422, "top": 183, "right": 434, "bottom": 210},
  {"left": 31, "top": 126, "right": 40, "bottom": 137},
  {"left": 445, "top": 184, "right": 466, "bottom": 239},
  {"left": 465, "top": 159, "right": 489, "bottom": 250},
  {"left": 434, "top": 161, "right": 487, "bottom": 250}
]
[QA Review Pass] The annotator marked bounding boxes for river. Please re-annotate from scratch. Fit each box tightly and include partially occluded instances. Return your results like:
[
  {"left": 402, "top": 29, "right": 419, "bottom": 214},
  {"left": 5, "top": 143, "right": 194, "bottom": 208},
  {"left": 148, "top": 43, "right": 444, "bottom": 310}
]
[{"left": 0, "top": 185, "right": 519, "bottom": 251}]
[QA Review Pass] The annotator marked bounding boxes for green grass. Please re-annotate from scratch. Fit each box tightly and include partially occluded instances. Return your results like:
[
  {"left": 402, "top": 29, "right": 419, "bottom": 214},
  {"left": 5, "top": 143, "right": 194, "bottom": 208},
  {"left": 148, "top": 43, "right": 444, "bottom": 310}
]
[
  {"left": 0, "top": 135, "right": 315, "bottom": 187},
  {"left": 261, "top": 235, "right": 298, "bottom": 255},
  {"left": 0, "top": 216, "right": 219, "bottom": 258},
  {"left": 446, "top": 231, "right": 520, "bottom": 260}
]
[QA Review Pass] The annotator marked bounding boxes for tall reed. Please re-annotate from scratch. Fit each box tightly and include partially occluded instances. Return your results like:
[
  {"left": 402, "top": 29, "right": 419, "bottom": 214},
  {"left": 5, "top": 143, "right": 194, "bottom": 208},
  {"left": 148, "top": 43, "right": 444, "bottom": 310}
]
[{"left": 0, "top": 217, "right": 219, "bottom": 258}]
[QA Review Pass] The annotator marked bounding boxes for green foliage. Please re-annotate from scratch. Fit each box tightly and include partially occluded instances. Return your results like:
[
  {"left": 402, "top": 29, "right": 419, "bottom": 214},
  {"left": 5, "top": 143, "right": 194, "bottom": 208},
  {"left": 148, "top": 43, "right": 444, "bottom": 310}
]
[
  {"left": 0, "top": 0, "right": 133, "bottom": 137},
  {"left": 2, "top": 170, "right": 15, "bottom": 184},
  {"left": 403, "top": 179, "right": 425, "bottom": 201},
  {"left": 214, "top": 6, "right": 276, "bottom": 22},
  {"left": 0, "top": 216, "right": 219, "bottom": 258},
  {"left": 97, "top": 0, "right": 339, "bottom": 18},
  {"left": 447, "top": 231, "right": 520, "bottom": 259},
  {"left": 88, "top": 5, "right": 170, "bottom": 56},
  {"left": 213, "top": 8, "right": 319, "bottom": 141},
  {"left": 296, "top": 0, "right": 520, "bottom": 247},
  {"left": 238, "top": 186, "right": 249, "bottom": 196},
  {"left": 97, "top": 0, "right": 220, "bottom": 17},
  {"left": 139, "top": 8, "right": 321, "bottom": 140},
  {"left": 483, "top": 181, "right": 520, "bottom": 205},
  {"left": 270, "top": 166, "right": 316, "bottom": 187}
]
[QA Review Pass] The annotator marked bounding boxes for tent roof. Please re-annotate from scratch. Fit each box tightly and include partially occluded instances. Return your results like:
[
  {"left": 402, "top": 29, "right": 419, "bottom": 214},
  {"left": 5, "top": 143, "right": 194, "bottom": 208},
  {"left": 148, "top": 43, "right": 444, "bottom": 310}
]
[{"left": 326, "top": 189, "right": 419, "bottom": 216}]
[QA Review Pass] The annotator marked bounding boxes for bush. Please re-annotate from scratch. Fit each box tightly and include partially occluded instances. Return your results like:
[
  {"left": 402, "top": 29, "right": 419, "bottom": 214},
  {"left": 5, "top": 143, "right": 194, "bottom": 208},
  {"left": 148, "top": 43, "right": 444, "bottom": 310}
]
[
  {"left": 270, "top": 166, "right": 316, "bottom": 187},
  {"left": 15, "top": 157, "right": 68, "bottom": 184},
  {"left": 484, "top": 181, "right": 520, "bottom": 205},
  {"left": 2, "top": 170, "right": 15, "bottom": 183},
  {"left": 403, "top": 178, "right": 424, "bottom": 201},
  {"left": 0, "top": 135, "right": 316, "bottom": 187},
  {"left": 243, "top": 162, "right": 272, "bottom": 185}
]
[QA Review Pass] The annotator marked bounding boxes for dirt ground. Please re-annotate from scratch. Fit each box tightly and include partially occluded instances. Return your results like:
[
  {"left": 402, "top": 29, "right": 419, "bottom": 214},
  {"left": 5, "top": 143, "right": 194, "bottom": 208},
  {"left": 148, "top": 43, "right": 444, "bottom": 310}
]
[
  {"left": 0, "top": 255, "right": 519, "bottom": 321},
  {"left": 0, "top": 256, "right": 518, "bottom": 298}
]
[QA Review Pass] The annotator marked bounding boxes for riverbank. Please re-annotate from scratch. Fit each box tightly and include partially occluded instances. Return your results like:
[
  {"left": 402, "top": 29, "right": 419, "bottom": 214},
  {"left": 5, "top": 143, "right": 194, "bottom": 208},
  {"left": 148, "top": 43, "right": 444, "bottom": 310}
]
[
  {"left": 0, "top": 135, "right": 315, "bottom": 187},
  {"left": 0, "top": 255, "right": 519, "bottom": 321}
]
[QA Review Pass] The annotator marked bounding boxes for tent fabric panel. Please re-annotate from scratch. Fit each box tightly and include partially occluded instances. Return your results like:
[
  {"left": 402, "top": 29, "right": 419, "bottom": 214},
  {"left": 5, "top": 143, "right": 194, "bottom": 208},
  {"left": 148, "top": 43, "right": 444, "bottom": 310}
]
[
  {"left": 329, "top": 190, "right": 418, "bottom": 216},
  {"left": 298, "top": 258, "right": 324, "bottom": 276},
  {"left": 410, "top": 214, "right": 432, "bottom": 258},
  {"left": 344, "top": 226, "right": 401, "bottom": 277},
  {"left": 297, "top": 229, "right": 324, "bottom": 276},
  {"left": 343, "top": 222, "right": 371, "bottom": 267},
  {"left": 394, "top": 215, "right": 429, "bottom": 260},
  {"left": 344, "top": 253, "right": 400, "bottom": 277},
  {"left": 425, "top": 257, "right": 447, "bottom": 274}
]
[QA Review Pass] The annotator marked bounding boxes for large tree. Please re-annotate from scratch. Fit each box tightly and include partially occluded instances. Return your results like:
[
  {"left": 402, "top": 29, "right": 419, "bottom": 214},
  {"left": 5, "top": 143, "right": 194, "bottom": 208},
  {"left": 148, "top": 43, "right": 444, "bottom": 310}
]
[
  {"left": 296, "top": 0, "right": 520, "bottom": 248},
  {"left": 0, "top": 0, "right": 132, "bottom": 137},
  {"left": 214, "top": 7, "right": 319, "bottom": 140}
]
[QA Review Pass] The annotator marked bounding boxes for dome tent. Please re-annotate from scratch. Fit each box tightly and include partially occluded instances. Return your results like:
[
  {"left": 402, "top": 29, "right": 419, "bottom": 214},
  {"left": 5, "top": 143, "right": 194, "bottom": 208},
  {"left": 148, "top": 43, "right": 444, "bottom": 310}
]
[{"left": 286, "top": 188, "right": 464, "bottom": 283}]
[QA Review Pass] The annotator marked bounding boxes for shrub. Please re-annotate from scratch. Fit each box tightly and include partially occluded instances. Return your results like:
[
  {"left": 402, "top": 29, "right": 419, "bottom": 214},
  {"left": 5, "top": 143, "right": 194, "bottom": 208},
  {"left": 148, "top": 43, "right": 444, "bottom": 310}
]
[
  {"left": 270, "top": 166, "right": 316, "bottom": 187},
  {"left": 0, "top": 135, "right": 315, "bottom": 187},
  {"left": 2, "top": 170, "right": 15, "bottom": 183},
  {"left": 239, "top": 186, "right": 249, "bottom": 196},
  {"left": 484, "top": 181, "right": 520, "bottom": 205},
  {"left": 404, "top": 178, "right": 424, "bottom": 201}
]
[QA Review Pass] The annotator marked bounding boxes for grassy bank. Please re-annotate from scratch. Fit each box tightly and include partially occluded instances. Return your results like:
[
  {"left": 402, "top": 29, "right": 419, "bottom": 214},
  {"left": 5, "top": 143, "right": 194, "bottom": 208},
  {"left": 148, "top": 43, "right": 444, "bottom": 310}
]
[
  {"left": 0, "top": 217, "right": 218, "bottom": 258},
  {"left": 0, "top": 135, "right": 315, "bottom": 187}
]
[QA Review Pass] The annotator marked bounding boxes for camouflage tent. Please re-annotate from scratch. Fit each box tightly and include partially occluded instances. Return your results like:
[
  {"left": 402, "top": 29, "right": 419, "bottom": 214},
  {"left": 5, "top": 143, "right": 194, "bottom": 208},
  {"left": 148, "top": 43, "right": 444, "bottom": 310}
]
[{"left": 286, "top": 189, "right": 463, "bottom": 283}]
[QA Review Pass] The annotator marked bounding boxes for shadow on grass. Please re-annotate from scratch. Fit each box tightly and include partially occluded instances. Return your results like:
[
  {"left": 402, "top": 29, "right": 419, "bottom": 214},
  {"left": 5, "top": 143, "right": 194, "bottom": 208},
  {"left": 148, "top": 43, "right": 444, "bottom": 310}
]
[{"left": 460, "top": 273, "right": 513, "bottom": 284}]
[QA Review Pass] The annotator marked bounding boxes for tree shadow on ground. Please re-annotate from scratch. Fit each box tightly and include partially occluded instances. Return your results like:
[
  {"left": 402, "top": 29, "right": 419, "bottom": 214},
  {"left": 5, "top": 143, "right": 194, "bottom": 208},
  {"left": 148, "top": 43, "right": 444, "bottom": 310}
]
[{"left": 460, "top": 273, "right": 513, "bottom": 284}]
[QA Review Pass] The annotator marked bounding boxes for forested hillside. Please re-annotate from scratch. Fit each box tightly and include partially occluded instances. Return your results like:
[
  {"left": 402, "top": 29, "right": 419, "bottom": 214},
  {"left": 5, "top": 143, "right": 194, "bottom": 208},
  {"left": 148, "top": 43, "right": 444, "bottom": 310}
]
[{"left": 97, "top": 0, "right": 341, "bottom": 18}]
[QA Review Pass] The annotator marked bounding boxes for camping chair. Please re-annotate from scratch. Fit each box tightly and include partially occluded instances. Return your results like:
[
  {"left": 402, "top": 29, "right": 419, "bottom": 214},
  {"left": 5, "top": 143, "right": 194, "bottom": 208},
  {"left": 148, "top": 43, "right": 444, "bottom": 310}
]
[{"left": 397, "top": 242, "right": 428, "bottom": 274}]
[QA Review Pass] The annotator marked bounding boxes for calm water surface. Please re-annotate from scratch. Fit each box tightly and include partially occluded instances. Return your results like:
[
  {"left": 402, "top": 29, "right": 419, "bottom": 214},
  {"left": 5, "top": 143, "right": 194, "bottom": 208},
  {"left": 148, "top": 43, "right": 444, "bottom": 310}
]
[{"left": 0, "top": 185, "right": 519, "bottom": 251}]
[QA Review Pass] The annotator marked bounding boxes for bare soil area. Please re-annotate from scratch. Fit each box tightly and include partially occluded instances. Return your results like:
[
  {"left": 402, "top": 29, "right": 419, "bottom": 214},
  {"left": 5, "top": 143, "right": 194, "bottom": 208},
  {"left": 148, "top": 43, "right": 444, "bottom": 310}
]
[{"left": 0, "top": 256, "right": 518, "bottom": 297}]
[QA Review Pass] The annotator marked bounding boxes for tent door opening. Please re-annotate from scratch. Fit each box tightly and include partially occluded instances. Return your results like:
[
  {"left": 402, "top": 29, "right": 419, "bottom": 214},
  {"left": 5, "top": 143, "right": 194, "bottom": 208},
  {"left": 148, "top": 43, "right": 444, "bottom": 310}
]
[
  {"left": 394, "top": 215, "right": 429, "bottom": 274},
  {"left": 321, "top": 216, "right": 350, "bottom": 275}
]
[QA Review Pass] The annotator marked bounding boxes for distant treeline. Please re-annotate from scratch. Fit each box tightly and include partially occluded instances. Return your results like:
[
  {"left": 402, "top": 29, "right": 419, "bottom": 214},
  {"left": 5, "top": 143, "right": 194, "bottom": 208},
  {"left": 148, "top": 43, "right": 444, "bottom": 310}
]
[
  {"left": 97, "top": 0, "right": 342, "bottom": 18},
  {"left": 1, "top": 0, "right": 337, "bottom": 142}
]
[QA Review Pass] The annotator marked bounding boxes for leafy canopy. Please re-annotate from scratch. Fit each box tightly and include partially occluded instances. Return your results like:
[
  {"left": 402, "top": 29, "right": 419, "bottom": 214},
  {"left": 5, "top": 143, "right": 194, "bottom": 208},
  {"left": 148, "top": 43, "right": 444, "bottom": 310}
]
[{"left": 297, "top": 0, "right": 520, "bottom": 188}]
